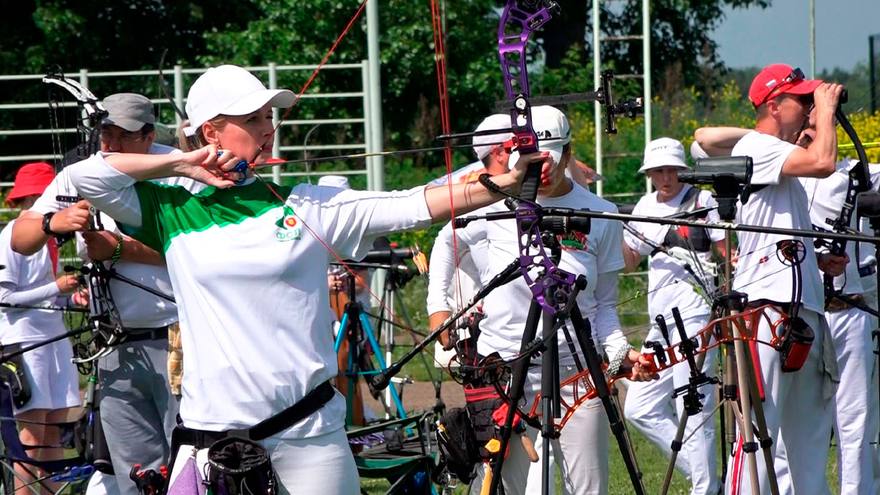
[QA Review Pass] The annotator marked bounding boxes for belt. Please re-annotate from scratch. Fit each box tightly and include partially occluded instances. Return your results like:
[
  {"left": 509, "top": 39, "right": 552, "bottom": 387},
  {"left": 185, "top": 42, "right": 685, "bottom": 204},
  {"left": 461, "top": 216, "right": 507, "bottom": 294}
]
[
  {"left": 171, "top": 380, "right": 335, "bottom": 448},
  {"left": 124, "top": 325, "right": 170, "bottom": 343},
  {"left": 825, "top": 294, "right": 866, "bottom": 313}
]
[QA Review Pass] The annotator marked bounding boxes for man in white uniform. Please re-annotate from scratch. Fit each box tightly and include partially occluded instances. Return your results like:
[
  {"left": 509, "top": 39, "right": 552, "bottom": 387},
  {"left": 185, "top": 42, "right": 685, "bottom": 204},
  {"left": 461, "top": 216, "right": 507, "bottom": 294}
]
[
  {"left": 456, "top": 106, "right": 654, "bottom": 495},
  {"left": 11, "top": 94, "right": 198, "bottom": 495},
  {"left": 426, "top": 113, "right": 513, "bottom": 347},
  {"left": 694, "top": 121, "right": 879, "bottom": 494},
  {"left": 622, "top": 137, "right": 724, "bottom": 495},
  {"left": 719, "top": 64, "right": 844, "bottom": 494}
]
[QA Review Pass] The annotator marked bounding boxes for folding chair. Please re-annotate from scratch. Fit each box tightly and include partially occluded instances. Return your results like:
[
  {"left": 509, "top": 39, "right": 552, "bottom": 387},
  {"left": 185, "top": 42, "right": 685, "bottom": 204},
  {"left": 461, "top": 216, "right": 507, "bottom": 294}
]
[
  {"left": 347, "top": 412, "right": 440, "bottom": 495},
  {"left": 0, "top": 383, "right": 94, "bottom": 494}
]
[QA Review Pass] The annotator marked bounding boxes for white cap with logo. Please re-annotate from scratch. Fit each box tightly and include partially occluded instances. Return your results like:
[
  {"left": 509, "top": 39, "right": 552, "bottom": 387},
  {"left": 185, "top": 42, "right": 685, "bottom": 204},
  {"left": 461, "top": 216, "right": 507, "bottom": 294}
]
[
  {"left": 531, "top": 105, "right": 571, "bottom": 166},
  {"left": 639, "top": 137, "right": 688, "bottom": 173},
  {"left": 472, "top": 114, "right": 514, "bottom": 160},
  {"left": 184, "top": 65, "right": 296, "bottom": 136}
]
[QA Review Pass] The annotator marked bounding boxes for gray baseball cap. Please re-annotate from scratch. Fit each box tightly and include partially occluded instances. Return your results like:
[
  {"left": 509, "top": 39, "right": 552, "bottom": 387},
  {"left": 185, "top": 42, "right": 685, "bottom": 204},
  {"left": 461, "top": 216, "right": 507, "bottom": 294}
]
[{"left": 101, "top": 93, "right": 156, "bottom": 132}]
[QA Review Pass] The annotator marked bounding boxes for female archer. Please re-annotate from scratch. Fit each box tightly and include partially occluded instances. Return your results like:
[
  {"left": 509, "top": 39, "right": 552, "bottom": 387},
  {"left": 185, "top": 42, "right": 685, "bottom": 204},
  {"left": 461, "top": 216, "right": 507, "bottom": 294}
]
[{"left": 65, "top": 64, "right": 544, "bottom": 494}]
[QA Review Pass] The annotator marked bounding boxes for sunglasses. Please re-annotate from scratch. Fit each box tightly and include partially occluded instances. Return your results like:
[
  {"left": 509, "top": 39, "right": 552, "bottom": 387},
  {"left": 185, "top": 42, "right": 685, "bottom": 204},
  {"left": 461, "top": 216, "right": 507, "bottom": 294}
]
[{"left": 759, "top": 67, "right": 806, "bottom": 106}]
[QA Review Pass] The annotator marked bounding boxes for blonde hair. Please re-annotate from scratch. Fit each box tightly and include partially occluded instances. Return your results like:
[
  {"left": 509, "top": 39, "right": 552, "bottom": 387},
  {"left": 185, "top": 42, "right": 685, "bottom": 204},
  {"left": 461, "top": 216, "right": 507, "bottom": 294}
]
[{"left": 177, "top": 116, "right": 229, "bottom": 151}]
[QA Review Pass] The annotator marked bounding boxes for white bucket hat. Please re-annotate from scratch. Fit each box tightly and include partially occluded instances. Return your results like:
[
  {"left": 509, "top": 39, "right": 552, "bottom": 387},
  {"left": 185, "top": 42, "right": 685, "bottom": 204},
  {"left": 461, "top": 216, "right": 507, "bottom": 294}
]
[
  {"left": 639, "top": 137, "right": 688, "bottom": 173},
  {"left": 184, "top": 65, "right": 295, "bottom": 136}
]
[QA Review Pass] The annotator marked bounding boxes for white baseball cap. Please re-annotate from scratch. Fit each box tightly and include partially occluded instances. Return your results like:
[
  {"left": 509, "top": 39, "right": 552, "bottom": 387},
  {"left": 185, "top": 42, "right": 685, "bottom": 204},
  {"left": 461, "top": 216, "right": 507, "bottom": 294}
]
[
  {"left": 531, "top": 105, "right": 571, "bottom": 166},
  {"left": 317, "top": 175, "right": 350, "bottom": 189},
  {"left": 639, "top": 137, "right": 688, "bottom": 173},
  {"left": 184, "top": 65, "right": 295, "bottom": 136},
  {"left": 472, "top": 114, "right": 513, "bottom": 160}
]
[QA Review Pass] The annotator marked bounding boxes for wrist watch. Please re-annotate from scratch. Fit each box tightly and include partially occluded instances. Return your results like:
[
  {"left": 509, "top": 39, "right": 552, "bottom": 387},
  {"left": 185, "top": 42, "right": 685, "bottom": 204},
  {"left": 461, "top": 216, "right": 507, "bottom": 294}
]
[{"left": 41, "top": 212, "right": 56, "bottom": 236}]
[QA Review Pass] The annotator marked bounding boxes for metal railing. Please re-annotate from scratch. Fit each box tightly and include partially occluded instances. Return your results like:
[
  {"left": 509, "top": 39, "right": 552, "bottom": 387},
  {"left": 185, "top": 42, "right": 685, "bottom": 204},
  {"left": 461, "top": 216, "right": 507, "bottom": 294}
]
[{"left": 0, "top": 61, "right": 385, "bottom": 206}]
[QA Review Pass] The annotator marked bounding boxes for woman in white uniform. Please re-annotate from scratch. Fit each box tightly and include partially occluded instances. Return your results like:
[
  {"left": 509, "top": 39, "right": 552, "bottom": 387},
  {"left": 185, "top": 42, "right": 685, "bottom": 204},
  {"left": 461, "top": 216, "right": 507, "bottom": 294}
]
[
  {"left": 0, "top": 162, "right": 81, "bottom": 492},
  {"left": 65, "top": 64, "right": 544, "bottom": 495}
]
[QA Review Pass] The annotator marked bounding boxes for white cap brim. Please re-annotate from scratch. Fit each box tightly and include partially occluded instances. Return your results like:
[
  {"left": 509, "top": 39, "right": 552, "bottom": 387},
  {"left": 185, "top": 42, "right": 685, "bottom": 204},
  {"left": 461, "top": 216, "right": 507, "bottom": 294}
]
[
  {"left": 638, "top": 162, "right": 689, "bottom": 173},
  {"left": 221, "top": 89, "right": 295, "bottom": 117}
]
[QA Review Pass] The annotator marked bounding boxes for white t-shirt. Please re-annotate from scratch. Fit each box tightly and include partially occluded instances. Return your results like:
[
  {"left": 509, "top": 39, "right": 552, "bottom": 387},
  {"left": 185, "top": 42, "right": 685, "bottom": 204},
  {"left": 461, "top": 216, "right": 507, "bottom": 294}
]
[
  {"left": 731, "top": 131, "right": 823, "bottom": 313},
  {"left": 799, "top": 158, "right": 864, "bottom": 294},
  {"left": 623, "top": 185, "right": 724, "bottom": 322},
  {"left": 69, "top": 154, "right": 432, "bottom": 438},
  {"left": 858, "top": 163, "right": 880, "bottom": 295},
  {"left": 0, "top": 220, "right": 67, "bottom": 344},
  {"left": 30, "top": 144, "right": 200, "bottom": 328},
  {"left": 426, "top": 211, "right": 494, "bottom": 316},
  {"left": 458, "top": 182, "right": 627, "bottom": 364}
]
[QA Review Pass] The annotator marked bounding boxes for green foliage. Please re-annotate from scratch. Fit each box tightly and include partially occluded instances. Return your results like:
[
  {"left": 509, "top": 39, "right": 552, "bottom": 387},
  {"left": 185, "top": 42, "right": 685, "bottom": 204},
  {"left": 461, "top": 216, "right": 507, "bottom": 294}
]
[
  {"left": 203, "top": 1, "right": 502, "bottom": 170},
  {"left": 600, "top": 0, "right": 771, "bottom": 100}
]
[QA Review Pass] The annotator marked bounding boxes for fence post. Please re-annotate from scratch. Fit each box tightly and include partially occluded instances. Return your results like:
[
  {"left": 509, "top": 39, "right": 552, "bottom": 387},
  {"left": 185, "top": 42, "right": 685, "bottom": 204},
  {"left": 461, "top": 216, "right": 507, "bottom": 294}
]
[
  {"left": 173, "top": 65, "right": 184, "bottom": 128},
  {"left": 362, "top": 60, "right": 374, "bottom": 191},
  {"left": 268, "top": 63, "right": 282, "bottom": 184}
]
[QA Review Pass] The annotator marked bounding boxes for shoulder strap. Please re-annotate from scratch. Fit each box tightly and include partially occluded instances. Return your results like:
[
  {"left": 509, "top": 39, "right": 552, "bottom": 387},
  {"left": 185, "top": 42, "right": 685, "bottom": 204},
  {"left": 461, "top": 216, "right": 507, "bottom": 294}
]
[{"left": 676, "top": 186, "right": 699, "bottom": 213}]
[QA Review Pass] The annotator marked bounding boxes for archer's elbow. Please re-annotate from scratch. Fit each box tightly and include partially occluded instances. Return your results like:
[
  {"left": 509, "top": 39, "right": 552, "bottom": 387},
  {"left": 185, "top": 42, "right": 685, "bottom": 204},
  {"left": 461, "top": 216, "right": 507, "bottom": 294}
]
[
  {"left": 815, "top": 157, "right": 836, "bottom": 178},
  {"left": 10, "top": 216, "right": 45, "bottom": 256}
]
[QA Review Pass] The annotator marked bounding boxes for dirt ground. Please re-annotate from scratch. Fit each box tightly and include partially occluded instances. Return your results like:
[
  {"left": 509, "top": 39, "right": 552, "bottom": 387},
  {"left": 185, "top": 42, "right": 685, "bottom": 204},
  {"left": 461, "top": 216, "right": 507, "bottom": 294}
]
[
  {"left": 359, "top": 380, "right": 464, "bottom": 417},
  {"left": 359, "top": 380, "right": 629, "bottom": 417}
]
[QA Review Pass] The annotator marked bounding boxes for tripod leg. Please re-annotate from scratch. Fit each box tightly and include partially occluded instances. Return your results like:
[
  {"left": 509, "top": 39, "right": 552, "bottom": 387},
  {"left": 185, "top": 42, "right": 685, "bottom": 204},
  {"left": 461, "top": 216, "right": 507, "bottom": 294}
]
[
  {"left": 730, "top": 321, "right": 761, "bottom": 495},
  {"left": 541, "top": 314, "right": 558, "bottom": 495},
  {"left": 660, "top": 349, "right": 709, "bottom": 495},
  {"left": 360, "top": 312, "right": 407, "bottom": 419},
  {"left": 486, "top": 300, "right": 544, "bottom": 495},
  {"left": 661, "top": 408, "right": 691, "bottom": 495},
  {"left": 567, "top": 304, "right": 646, "bottom": 495},
  {"left": 740, "top": 341, "right": 781, "bottom": 495}
]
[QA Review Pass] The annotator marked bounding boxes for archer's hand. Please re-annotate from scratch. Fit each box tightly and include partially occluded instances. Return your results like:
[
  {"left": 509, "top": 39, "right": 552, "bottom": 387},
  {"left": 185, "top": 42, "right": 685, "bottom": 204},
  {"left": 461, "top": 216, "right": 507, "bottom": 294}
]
[
  {"left": 71, "top": 287, "right": 89, "bottom": 306},
  {"left": 624, "top": 350, "right": 659, "bottom": 382},
  {"left": 51, "top": 200, "right": 91, "bottom": 234},
  {"left": 328, "top": 273, "right": 344, "bottom": 292},
  {"left": 818, "top": 252, "right": 848, "bottom": 277},
  {"left": 508, "top": 151, "right": 552, "bottom": 193},
  {"left": 82, "top": 231, "right": 119, "bottom": 261},
  {"left": 169, "top": 146, "right": 240, "bottom": 188},
  {"left": 55, "top": 274, "right": 79, "bottom": 294},
  {"left": 813, "top": 83, "right": 844, "bottom": 118}
]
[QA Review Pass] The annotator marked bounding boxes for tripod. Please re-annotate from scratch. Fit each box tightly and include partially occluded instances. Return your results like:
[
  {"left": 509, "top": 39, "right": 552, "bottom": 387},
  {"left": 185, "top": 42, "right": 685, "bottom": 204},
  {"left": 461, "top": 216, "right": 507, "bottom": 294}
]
[
  {"left": 331, "top": 267, "right": 408, "bottom": 423},
  {"left": 715, "top": 201, "right": 779, "bottom": 495},
  {"left": 480, "top": 218, "right": 646, "bottom": 495}
]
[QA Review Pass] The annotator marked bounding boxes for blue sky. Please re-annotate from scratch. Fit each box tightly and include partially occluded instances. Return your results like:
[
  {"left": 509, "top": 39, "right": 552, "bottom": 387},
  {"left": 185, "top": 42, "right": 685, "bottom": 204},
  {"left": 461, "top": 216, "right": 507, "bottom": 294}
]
[{"left": 713, "top": 0, "right": 880, "bottom": 73}]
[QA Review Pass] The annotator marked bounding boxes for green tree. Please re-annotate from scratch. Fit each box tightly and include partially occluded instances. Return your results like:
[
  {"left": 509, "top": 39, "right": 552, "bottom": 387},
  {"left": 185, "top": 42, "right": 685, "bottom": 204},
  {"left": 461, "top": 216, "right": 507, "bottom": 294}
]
[{"left": 530, "top": 0, "right": 771, "bottom": 99}]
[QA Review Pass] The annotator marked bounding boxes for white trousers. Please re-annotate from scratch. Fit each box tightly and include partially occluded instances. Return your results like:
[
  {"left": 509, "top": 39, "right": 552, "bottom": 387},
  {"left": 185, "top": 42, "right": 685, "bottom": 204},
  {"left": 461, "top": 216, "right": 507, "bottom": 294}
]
[
  {"left": 725, "top": 309, "right": 834, "bottom": 495},
  {"left": 168, "top": 426, "right": 359, "bottom": 495},
  {"left": 472, "top": 365, "right": 609, "bottom": 495},
  {"left": 624, "top": 314, "right": 720, "bottom": 495},
  {"left": 827, "top": 306, "right": 878, "bottom": 495}
]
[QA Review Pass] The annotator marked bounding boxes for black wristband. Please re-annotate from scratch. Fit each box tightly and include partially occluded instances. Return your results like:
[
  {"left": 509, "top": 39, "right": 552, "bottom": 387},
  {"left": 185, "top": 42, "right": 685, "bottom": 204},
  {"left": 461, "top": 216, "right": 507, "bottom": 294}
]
[{"left": 41, "top": 212, "right": 56, "bottom": 236}]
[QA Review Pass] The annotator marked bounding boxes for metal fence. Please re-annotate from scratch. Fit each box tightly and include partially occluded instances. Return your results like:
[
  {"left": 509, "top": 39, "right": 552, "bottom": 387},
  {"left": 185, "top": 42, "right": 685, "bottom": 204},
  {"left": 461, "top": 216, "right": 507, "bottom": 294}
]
[{"left": 0, "top": 62, "right": 385, "bottom": 215}]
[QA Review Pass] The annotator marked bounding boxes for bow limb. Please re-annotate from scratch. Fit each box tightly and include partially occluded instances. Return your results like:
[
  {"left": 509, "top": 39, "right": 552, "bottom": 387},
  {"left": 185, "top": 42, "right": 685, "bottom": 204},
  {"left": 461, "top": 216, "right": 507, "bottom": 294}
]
[
  {"left": 530, "top": 303, "right": 790, "bottom": 432},
  {"left": 42, "top": 72, "right": 126, "bottom": 371},
  {"left": 821, "top": 106, "right": 872, "bottom": 297}
]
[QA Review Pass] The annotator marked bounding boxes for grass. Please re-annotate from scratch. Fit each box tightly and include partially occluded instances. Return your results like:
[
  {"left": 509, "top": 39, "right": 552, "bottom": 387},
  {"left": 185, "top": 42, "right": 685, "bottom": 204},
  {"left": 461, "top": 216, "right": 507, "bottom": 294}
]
[
  {"left": 359, "top": 417, "right": 845, "bottom": 494},
  {"left": 357, "top": 262, "right": 848, "bottom": 494}
]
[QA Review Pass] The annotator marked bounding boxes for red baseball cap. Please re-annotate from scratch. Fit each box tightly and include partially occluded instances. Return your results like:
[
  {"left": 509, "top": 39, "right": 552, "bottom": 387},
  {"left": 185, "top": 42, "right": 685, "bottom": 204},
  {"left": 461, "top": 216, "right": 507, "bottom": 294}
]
[
  {"left": 748, "top": 63, "right": 823, "bottom": 108},
  {"left": 6, "top": 162, "right": 55, "bottom": 205}
]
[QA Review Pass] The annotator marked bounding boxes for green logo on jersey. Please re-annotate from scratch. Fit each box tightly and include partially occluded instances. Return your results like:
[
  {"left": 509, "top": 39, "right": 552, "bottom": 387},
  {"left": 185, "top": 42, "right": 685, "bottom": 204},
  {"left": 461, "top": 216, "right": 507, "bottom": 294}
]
[{"left": 275, "top": 205, "right": 302, "bottom": 241}]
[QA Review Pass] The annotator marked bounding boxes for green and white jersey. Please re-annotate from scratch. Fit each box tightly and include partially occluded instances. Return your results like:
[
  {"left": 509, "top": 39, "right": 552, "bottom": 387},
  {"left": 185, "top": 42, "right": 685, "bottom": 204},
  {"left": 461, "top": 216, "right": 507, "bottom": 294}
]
[{"left": 71, "top": 155, "right": 431, "bottom": 438}]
